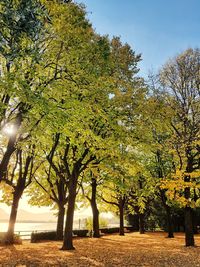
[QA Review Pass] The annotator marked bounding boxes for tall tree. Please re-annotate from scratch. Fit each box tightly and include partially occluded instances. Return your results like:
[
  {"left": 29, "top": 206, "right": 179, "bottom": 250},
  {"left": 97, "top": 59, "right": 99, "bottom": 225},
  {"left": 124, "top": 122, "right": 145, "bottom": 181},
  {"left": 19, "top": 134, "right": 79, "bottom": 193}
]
[
  {"left": 36, "top": 1, "right": 138, "bottom": 251},
  {"left": 0, "top": 0, "right": 48, "bottom": 181},
  {"left": 159, "top": 48, "right": 200, "bottom": 246},
  {"left": 80, "top": 169, "right": 103, "bottom": 238},
  {"left": 28, "top": 160, "right": 68, "bottom": 240}
]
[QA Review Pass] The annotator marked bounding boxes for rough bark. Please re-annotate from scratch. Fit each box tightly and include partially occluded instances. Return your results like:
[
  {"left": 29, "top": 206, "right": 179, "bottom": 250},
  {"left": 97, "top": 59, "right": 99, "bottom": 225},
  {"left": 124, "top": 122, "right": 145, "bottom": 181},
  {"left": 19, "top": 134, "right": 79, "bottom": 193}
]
[
  {"left": 3, "top": 150, "right": 33, "bottom": 245},
  {"left": 139, "top": 213, "right": 145, "bottom": 234},
  {"left": 0, "top": 137, "right": 16, "bottom": 180},
  {"left": 166, "top": 207, "right": 174, "bottom": 238},
  {"left": 184, "top": 154, "right": 195, "bottom": 247},
  {"left": 61, "top": 172, "right": 78, "bottom": 250},
  {"left": 5, "top": 192, "right": 21, "bottom": 244},
  {"left": 91, "top": 177, "right": 100, "bottom": 238},
  {"left": 119, "top": 197, "right": 124, "bottom": 236},
  {"left": 0, "top": 112, "right": 23, "bottom": 181},
  {"left": 185, "top": 206, "right": 194, "bottom": 246},
  {"left": 56, "top": 204, "right": 65, "bottom": 240},
  {"left": 55, "top": 178, "right": 67, "bottom": 240},
  {"left": 193, "top": 191, "right": 198, "bottom": 234},
  {"left": 192, "top": 210, "right": 198, "bottom": 234},
  {"left": 160, "top": 187, "right": 174, "bottom": 238}
]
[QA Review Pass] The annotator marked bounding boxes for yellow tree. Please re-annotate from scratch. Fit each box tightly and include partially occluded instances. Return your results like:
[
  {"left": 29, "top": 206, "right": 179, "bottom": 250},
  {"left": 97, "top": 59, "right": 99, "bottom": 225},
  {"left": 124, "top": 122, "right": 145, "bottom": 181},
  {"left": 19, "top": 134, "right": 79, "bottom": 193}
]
[{"left": 159, "top": 48, "right": 200, "bottom": 246}]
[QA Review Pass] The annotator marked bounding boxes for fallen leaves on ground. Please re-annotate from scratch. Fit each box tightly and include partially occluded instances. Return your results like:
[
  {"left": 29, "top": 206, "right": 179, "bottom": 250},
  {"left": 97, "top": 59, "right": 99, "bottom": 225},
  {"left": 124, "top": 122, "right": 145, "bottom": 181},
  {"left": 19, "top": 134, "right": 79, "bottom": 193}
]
[{"left": 0, "top": 232, "right": 200, "bottom": 266}]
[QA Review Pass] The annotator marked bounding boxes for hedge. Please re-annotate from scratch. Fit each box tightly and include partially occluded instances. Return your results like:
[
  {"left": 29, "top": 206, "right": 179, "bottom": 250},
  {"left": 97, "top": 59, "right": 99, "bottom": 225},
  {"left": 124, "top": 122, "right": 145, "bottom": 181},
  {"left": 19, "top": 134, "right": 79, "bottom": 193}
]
[
  {"left": 31, "top": 229, "right": 89, "bottom": 243},
  {"left": 100, "top": 227, "right": 119, "bottom": 234},
  {"left": 73, "top": 229, "right": 88, "bottom": 237},
  {"left": 31, "top": 227, "right": 135, "bottom": 242},
  {"left": 31, "top": 231, "right": 58, "bottom": 243}
]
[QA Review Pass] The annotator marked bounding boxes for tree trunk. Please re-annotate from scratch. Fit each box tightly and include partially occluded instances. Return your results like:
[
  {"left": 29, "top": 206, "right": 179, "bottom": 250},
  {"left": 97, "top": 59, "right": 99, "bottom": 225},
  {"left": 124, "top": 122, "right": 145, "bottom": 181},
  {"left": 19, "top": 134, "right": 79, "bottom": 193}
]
[
  {"left": 185, "top": 206, "right": 194, "bottom": 246},
  {"left": 91, "top": 177, "right": 100, "bottom": 238},
  {"left": 139, "top": 213, "right": 145, "bottom": 234},
  {"left": 193, "top": 189, "right": 198, "bottom": 234},
  {"left": 192, "top": 209, "right": 198, "bottom": 234},
  {"left": 160, "top": 190, "right": 174, "bottom": 238},
  {"left": 61, "top": 174, "right": 77, "bottom": 250},
  {"left": 0, "top": 113, "right": 22, "bottom": 181},
  {"left": 119, "top": 198, "right": 124, "bottom": 236},
  {"left": 5, "top": 192, "right": 21, "bottom": 244},
  {"left": 56, "top": 204, "right": 65, "bottom": 240},
  {"left": 0, "top": 137, "right": 16, "bottom": 180},
  {"left": 166, "top": 207, "right": 174, "bottom": 238},
  {"left": 184, "top": 151, "right": 195, "bottom": 246}
]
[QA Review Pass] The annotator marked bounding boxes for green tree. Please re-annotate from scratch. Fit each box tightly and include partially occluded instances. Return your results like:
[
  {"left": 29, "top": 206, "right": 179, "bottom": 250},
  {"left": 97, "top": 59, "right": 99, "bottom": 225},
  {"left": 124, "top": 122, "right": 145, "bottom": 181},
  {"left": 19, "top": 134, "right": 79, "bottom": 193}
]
[
  {"left": 80, "top": 169, "right": 103, "bottom": 238},
  {"left": 28, "top": 158, "right": 68, "bottom": 240},
  {"left": 0, "top": 0, "right": 48, "bottom": 181},
  {"left": 159, "top": 48, "right": 200, "bottom": 246},
  {"left": 0, "top": 145, "right": 39, "bottom": 244}
]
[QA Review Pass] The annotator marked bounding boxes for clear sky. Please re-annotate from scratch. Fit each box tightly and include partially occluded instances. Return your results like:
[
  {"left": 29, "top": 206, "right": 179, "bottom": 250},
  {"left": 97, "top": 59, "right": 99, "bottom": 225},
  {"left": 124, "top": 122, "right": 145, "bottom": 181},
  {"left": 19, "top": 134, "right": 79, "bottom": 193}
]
[{"left": 76, "top": 0, "right": 200, "bottom": 77}]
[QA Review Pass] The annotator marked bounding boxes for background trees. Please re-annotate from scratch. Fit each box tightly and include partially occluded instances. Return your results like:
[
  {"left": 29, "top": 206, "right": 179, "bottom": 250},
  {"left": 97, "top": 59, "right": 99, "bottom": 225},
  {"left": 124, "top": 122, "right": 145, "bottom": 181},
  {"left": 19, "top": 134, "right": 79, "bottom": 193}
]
[{"left": 159, "top": 48, "right": 200, "bottom": 246}]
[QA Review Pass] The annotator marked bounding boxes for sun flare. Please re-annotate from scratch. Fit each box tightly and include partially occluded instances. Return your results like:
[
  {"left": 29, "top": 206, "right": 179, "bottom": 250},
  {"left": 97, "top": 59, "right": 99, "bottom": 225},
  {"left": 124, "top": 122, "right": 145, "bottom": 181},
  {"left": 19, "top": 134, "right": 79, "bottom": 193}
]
[{"left": 3, "top": 124, "right": 16, "bottom": 136}]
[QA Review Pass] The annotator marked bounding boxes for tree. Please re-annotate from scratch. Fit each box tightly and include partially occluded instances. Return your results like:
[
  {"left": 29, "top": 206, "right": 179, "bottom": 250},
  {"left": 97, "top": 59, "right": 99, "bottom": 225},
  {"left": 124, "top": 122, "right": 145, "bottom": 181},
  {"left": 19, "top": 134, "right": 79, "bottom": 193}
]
[
  {"left": 80, "top": 169, "right": 103, "bottom": 238},
  {"left": 159, "top": 48, "right": 200, "bottom": 246},
  {"left": 36, "top": 1, "right": 144, "bottom": 250},
  {"left": 101, "top": 181, "right": 127, "bottom": 236},
  {"left": 0, "top": 0, "right": 48, "bottom": 181},
  {"left": 100, "top": 154, "right": 132, "bottom": 236},
  {"left": 0, "top": 0, "right": 64, "bottom": 244},
  {"left": 28, "top": 159, "right": 68, "bottom": 240},
  {"left": 0, "top": 145, "right": 39, "bottom": 244},
  {"left": 140, "top": 75, "right": 177, "bottom": 238},
  {"left": 156, "top": 150, "right": 175, "bottom": 238},
  {"left": 128, "top": 175, "right": 149, "bottom": 234},
  {"left": 0, "top": 0, "right": 146, "bottom": 251}
]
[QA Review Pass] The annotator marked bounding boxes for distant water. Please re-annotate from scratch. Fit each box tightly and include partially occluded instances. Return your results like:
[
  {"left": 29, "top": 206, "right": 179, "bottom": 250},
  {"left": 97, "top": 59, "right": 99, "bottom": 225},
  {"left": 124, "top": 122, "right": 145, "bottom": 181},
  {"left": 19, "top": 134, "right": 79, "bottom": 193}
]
[
  {"left": 0, "top": 221, "right": 119, "bottom": 239},
  {"left": 0, "top": 221, "right": 81, "bottom": 239},
  {"left": 0, "top": 222, "right": 58, "bottom": 233}
]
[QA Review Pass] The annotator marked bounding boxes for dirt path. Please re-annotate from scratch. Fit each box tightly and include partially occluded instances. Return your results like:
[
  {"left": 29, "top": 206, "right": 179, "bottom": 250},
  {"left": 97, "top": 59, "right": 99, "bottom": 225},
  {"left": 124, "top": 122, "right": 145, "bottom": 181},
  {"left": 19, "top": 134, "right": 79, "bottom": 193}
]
[{"left": 0, "top": 232, "right": 200, "bottom": 266}]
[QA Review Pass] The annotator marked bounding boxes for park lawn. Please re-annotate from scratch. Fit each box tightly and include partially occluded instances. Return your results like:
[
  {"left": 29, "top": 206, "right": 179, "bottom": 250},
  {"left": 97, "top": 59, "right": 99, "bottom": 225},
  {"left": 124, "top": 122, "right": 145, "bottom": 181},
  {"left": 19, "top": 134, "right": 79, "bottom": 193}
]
[{"left": 0, "top": 232, "right": 200, "bottom": 266}]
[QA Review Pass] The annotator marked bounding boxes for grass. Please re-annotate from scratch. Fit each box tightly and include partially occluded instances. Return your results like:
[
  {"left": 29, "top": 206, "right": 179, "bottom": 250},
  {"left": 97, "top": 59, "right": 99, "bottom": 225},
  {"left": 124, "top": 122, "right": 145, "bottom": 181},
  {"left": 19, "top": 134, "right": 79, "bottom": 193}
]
[{"left": 0, "top": 232, "right": 200, "bottom": 266}]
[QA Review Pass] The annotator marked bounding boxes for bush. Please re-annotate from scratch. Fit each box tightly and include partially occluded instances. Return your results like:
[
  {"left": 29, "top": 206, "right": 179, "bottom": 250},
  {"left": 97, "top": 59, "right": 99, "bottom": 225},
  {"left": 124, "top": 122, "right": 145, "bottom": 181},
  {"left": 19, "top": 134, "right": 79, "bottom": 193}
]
[
  {"left": 100, "top": 227, "right": 119, "bottom": 234},
  {"left": 0, "top": 232, "right": 22, "bottom": 245},
  {"left": 31, "top": 231, "right": 57, "bottom": 243},
  {"left": 31, "top": 229, "right": 89, "bottom": 242},
  {"left": 73, "top": 229, "right": 88, "bottom": 237}
]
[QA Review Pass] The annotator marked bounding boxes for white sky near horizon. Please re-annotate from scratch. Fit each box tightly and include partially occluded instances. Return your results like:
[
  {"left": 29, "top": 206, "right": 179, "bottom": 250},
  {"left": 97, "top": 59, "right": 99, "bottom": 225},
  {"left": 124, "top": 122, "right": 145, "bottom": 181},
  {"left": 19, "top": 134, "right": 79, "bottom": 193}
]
[
  {"left": 0, "top": 194, "right": 88, "bottom": 215},
  {"left": 0, "top": 195, "right": 52, "bottom": 214}
]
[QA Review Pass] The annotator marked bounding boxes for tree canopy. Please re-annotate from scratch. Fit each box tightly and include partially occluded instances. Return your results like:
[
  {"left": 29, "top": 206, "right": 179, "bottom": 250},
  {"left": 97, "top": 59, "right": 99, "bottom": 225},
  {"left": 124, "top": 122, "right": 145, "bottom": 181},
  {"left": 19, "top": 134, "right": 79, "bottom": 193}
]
[{"left": 0, "top": 0, "right": 199, "bottom": 250}]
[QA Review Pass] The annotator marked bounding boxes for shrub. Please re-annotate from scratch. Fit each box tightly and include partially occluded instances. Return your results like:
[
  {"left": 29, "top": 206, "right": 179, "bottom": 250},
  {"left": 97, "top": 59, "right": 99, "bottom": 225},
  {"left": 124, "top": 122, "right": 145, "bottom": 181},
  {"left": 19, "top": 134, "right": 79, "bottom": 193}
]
[
  {"left": 31, "top": 231, "right": 57, "bottom": 243},
  {"left": 31, "top": 229, "right": 89, "bottom": 242},
  {"left": 100, "top": 227, "right": 119, "bottom": 234},
  {"left": 73, "top": 229, "right": 88, "bottom": 237}
]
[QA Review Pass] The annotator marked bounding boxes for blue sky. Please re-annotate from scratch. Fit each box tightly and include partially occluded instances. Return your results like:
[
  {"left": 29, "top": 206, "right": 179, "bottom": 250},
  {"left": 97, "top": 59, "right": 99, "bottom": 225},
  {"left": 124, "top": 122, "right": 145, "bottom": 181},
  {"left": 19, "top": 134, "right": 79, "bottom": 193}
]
[{"left": 76, "top": 0, "right": 200, "bottom": 77}]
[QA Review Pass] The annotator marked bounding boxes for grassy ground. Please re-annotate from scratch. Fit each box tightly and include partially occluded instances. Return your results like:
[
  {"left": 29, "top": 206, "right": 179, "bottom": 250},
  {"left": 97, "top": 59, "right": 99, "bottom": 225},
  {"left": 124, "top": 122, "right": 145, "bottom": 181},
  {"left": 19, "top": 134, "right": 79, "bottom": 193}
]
[{"left": 0, "top": 232, "right": 200, "bottom": 266}]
